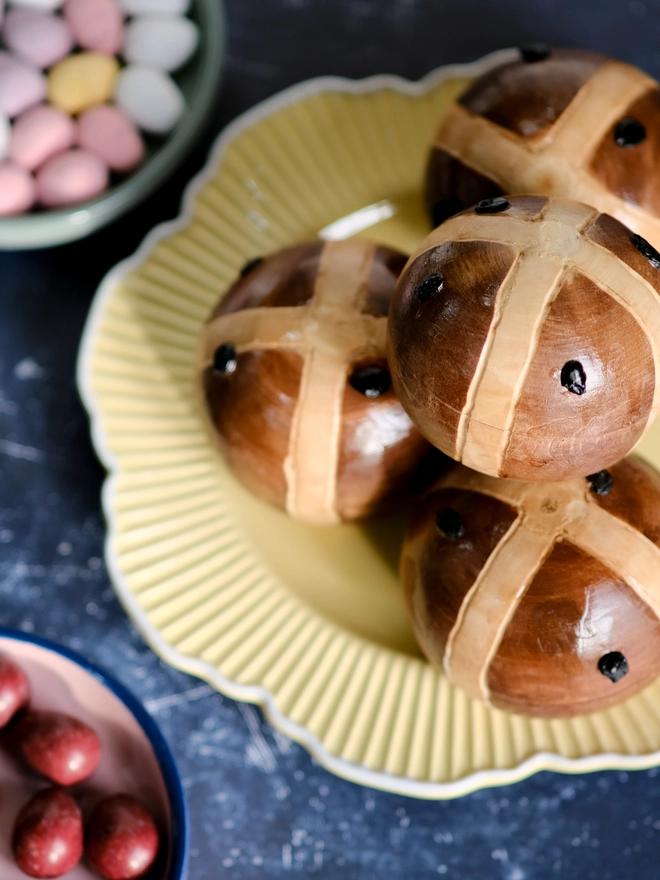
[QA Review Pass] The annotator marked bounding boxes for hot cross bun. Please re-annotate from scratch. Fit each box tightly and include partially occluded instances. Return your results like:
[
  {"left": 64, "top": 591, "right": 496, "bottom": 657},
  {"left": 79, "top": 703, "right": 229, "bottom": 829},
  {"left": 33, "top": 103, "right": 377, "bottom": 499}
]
[
  {"left": 401, "top": 456, "right": 660, "bottom": 717},
  {"left": 426, "top": 47, "right": 660, "bottom": 248},
  {"left": 200, "top": 239, "right": 440, "bottom": 524},
  {"left": 388, "top": 195, "right": 660, "bottom": 481}
]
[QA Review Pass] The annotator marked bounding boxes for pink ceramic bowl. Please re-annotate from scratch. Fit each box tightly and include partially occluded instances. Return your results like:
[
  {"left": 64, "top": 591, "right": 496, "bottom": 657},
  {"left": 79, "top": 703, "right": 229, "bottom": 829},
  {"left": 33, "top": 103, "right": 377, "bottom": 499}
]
[{"left": 0, "top": 628, "right": 188, "bottom": 880}]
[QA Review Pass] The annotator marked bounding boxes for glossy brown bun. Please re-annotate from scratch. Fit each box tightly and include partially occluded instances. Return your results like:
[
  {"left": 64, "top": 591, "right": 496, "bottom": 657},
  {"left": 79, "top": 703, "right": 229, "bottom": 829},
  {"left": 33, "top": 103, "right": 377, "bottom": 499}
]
[
  {"left": 401, "top": 456, "right": 660, "bottom": 717},
  {"left": 388, "top": 194, "right": 660, "bottom": 482},
  {"left": 425, "top": 46, "right": 660, "bottom": 248},
  {"left": 200, "top": 239, "right": 444, "bottom": 525}
]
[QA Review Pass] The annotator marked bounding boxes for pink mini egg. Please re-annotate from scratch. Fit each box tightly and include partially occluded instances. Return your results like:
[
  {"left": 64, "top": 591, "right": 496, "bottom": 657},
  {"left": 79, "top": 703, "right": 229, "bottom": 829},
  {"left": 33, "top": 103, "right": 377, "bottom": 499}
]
[
  {"left": 10, "top": 103, "right": 76, "bottom": 170},
  {"left": 3, "top": 8, "right": 74, "bottom": 69},
  {"left": 36, "top": 147, "right": 108, "bottom": 207},
  {"left": 78, "top": 104, "right": 144, "bottom": 172},
  {"left": 0, "top": 51, "right": 45, "bottom": 117},
  {"left": 63, "top": 0, "right": 123, "bottom": 55},
  {"left": 0, "top": 162, "right": 36, "bottom": 213}
]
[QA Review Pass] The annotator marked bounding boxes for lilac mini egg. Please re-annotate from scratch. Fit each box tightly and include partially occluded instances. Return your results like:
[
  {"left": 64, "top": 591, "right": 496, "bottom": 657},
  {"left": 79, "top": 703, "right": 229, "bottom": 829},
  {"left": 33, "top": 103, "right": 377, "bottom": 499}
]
[
  {"left": 36, "top": 147, "right": 108, "bottom": 206},
  {"left": 10, "top": 103, "right": 76, "bottom": 170},
  {"left": 63, "top": 0, "right": 123, "bottom": 55},
  {"left": 78, "top": 104, "right": 144, "bottom": 172},
  {"left": 0, "top": 51, "right": 45, "bottom": 117},
  {"left": 0, "top": 161, "right": 36, "bottom": 213},
  {"left": 3, "top": 8, "right": 74, "bottom": 69}
]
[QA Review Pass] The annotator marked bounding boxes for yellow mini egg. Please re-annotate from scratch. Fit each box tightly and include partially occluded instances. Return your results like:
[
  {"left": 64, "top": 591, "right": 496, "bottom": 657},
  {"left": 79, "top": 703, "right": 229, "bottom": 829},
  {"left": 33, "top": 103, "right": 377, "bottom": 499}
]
[{"left": 47, "top": 52, "right": 119, "bottom": 115}]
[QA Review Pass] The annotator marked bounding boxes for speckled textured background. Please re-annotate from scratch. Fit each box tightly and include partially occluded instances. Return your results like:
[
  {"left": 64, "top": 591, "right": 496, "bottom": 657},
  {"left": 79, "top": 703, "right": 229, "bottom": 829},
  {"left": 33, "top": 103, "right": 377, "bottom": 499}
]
[{"left": 3, "top": 1, "right": 660, "bottom": 877}]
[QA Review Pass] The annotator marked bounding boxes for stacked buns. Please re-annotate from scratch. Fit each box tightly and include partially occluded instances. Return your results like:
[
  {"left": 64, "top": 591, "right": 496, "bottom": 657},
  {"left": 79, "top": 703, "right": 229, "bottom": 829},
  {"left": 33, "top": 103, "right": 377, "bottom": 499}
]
[{"left": 200, "top": 46, "right": 660, "bottom": 718}]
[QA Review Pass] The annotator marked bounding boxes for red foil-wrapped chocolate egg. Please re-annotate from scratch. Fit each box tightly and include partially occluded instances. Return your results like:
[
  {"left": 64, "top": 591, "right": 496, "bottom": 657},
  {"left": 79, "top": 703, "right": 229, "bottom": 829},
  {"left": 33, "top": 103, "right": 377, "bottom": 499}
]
[{"left": 13, "top": 788, "right": 83, "bottom": 878}]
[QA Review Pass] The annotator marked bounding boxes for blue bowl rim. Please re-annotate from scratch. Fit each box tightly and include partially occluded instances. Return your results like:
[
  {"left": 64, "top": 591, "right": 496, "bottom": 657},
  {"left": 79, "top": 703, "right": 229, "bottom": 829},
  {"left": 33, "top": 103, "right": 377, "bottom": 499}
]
[{"left": 0, "top": 626, "right": 189, "bottom": 880}]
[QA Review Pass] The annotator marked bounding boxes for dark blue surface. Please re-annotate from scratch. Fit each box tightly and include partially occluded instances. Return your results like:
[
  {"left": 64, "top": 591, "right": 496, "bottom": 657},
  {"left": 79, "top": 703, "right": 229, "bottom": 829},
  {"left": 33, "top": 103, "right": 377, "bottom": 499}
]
[{"left": 3, "top": 1, "right": 660, "bottom": 877}]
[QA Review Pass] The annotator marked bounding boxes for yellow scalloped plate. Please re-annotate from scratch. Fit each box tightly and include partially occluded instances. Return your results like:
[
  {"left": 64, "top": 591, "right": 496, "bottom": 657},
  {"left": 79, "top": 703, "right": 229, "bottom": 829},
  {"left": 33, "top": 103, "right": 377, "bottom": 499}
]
[{"left": 78, "top": 49, "right": 660, "bottom": 798}]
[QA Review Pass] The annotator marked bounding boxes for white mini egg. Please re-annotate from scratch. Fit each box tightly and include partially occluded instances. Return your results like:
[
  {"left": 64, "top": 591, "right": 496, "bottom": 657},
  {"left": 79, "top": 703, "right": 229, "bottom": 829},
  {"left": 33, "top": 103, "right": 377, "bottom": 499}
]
[
  {"left": 119, "top": 0, "right": 188, "bottom": 13},
  {"left": 0, "top": 113, "right": 10, "bottom": 160},
  {"left": 123, "top": 15, "right": 198, "bottom": 72},
  {"left": 8, "top": 0, "right": 64, "bottom": 11},
  {"left": 114, "top": 64, "right": 184, "bottom": 134}
]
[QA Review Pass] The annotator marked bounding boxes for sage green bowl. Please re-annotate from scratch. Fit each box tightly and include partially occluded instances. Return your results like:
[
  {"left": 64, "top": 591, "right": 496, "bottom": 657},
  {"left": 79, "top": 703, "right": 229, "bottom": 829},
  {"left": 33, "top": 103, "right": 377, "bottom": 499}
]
[{"left": 0, "top": 0, "right": 226, "bottom": 250}]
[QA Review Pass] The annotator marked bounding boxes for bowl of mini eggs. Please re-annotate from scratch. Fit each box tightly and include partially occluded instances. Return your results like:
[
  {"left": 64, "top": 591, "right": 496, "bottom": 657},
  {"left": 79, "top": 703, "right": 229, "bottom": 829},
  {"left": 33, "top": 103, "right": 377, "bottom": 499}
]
[
  {"left": 0, "top": 627, "right": 188, "bottom": 879},
  {"left": 0, "top": 0, "right": 225, "bottom": 248}
]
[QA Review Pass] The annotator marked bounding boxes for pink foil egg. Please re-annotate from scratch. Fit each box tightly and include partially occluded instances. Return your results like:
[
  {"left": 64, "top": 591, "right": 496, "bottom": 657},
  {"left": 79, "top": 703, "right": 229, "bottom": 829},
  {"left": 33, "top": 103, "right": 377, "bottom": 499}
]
[
  {"left": 36, "top": 147, "right": 109, "bottom": 207},
  {"left": 3, "top": 8, "right": 74, "bottom": 69},
  {"left": 0, "top": 51, "right": 46, "bottom": 117},
  {"left": 0, "top": 161, "right": 36, "bottom": 213},
  {"left": 63, "top": 0, "right": 123, "bottom": 55},
  {"left": 10, "top": 104, "right": 76, "bottom": 170},
  {"left": 78, "top": 104, "right": 144, "bottom": 172}
]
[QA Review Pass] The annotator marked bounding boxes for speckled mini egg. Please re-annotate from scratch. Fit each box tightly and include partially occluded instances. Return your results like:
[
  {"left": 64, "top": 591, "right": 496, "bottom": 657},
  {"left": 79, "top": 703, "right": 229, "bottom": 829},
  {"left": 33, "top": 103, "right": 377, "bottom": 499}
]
[
  {"left": 199, "top": 239, "right": 444, "bottom": 525},
  {"left": 400, "top": 456, "right": 660, "bottom": 717}
]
